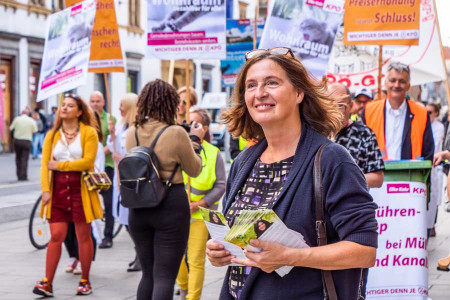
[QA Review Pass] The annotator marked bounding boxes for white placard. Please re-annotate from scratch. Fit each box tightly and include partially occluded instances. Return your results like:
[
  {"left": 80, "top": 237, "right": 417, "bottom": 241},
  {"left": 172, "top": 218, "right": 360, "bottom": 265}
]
[
  {"left": 367, "top": 181, "right": 428, "bottom": 300},
  {"left": 146, "top": 0, "right": 226, "bottom": 60},
  {"left": 260, "top": 0, "right": 343, "bottom": 79},
  {"left": 37, "top": 0, "right": 96, "bottom": 101}
]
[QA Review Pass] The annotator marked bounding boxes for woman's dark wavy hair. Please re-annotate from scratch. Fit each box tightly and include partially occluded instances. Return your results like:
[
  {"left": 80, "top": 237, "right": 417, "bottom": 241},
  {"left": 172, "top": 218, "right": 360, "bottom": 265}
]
[
  {"left": 135, "top": 79, "right": 179, "bottom": 126},
  {"left": 221, "top": 52, "right": 341, "bottom": 140}
]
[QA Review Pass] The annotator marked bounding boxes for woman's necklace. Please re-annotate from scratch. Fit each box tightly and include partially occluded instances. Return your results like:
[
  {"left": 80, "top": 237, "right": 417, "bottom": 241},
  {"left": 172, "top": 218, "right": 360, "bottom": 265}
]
[{"left": 62, "top": 124, "right": 80, "bottom": 141}]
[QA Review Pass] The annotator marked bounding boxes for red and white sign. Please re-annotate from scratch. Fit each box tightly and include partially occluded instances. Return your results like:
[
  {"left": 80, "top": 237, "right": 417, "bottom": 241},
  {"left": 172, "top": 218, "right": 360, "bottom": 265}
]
[
  {"left": 327, "top": 1, "right": 446, "bottom": 92},
  {"left": 367, "top": 181, "right": 428, "bottom": 300}
]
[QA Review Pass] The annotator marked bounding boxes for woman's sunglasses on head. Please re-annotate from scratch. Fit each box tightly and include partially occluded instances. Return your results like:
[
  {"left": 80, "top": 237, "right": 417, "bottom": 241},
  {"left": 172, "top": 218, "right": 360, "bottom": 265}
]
[
  {"left": 64, "top": 93, "right": 81, "bottom": 101},
  {"left": 245, "top": 47, "right": 295, "bottom": 61}
]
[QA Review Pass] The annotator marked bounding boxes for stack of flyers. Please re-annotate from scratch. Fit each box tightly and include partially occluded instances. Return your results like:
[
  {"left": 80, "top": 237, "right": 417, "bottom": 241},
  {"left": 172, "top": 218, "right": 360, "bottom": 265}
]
[
  {"left": 199, "top": 207, "right": 247, "bottom": 266},
  {"left": 200, "top": 208, "right": 309, "bottom": 277}
]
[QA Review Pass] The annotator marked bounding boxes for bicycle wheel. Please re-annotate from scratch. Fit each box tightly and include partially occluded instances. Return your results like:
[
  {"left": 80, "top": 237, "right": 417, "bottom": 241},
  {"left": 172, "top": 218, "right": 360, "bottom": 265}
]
[{"left": 28, "top": 196, "right": 50, "bottom": 250}]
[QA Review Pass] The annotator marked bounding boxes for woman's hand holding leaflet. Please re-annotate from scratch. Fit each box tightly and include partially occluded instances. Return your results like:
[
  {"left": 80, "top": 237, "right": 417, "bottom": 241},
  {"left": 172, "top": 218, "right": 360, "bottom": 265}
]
[
  {"left": 231, "top": 239, "right": 293, "bottom": 273},
  {"left": 206, "top": 239, "right": 235, "bottom": 267}
]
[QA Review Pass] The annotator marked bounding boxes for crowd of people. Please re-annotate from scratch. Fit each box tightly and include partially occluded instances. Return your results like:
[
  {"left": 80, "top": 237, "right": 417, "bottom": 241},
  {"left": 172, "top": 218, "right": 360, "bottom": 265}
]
[{"left": 5, "top": 46, "right": 445, "bottom": 299}]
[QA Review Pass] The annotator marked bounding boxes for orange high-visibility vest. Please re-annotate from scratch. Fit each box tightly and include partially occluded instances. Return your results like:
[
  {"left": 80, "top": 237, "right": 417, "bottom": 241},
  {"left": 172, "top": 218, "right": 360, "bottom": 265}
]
[{"left": 364, "top": 99, "right": 428, "bottom": 160}]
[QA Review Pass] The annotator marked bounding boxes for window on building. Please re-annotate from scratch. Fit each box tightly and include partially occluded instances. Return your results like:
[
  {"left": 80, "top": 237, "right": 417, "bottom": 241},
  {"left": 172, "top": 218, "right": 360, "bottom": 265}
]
[
  {"left": 53, "top": 0, "right": 64, "bottom": 10},
  {"left": 202, "top": 79, "right": 211, "bottom": 94},
  {"left": 239, "top": 1, "right": 248, "bottom": 18},
  {"left": 258, "top": 0, "right": 267, "bottom": 18},
  {"left": 127, "top": 71, "right": 139, "bottom": 94},
  {"left": 30, "top": 0, "right": 46, "bottom": 6},
  {"left": 129, "top": 0, "right": 140, "bottom": 27}
]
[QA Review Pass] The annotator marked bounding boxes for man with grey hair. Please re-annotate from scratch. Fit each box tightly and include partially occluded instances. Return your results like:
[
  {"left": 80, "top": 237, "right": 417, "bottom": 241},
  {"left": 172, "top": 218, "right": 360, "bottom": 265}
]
[
  {"left": 89, "top": 91, "right": 116, "bottom": 249},
  {"left": 329, "top": 83, "right": 384, "bottom": 188},
  {"left": 362, "top": 62, "right": 434, "bottom": 161}
]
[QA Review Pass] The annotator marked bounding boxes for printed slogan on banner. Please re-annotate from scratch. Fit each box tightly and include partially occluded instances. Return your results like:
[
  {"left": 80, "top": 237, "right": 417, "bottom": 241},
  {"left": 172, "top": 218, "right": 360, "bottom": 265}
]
[
  {"left": 146, "top": 0, "right": 226, "bottom": 60},
  {"left": 367, "top": 181, "right": 428, "bottom": 299},
  {"left": 344, "top": 0, "right": 421, "bottom": 45},
  {"left": 65, "top": 0, "right": 124, "bottom": 73}
]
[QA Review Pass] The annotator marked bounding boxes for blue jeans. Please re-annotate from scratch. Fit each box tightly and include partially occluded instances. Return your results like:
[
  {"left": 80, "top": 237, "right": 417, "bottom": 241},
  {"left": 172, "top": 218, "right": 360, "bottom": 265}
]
[{"left": 32, "top": 132, "right": 44, "bottom": 158}]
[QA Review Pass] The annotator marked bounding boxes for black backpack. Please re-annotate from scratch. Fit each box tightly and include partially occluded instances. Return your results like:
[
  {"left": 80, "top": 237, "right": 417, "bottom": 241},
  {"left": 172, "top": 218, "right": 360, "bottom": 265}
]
[{"left": 118, "top": 126, "right": 178, "bottom": 209}]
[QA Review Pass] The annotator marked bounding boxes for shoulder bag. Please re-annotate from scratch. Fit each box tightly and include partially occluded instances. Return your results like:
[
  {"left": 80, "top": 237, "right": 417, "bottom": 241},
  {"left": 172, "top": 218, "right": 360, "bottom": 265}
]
[
  {"left": 314, "top": 143, "right": 365, "bottom": 300},
  {"left": 118, "top": 125, "right": 178, "bottom": 209}
]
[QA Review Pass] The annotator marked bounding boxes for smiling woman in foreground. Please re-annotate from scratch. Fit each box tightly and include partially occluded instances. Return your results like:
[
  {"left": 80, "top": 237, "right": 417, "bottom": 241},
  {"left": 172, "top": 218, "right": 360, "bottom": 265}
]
[{"left": 206, "top": 48, "right": 378, "bottom": 300}]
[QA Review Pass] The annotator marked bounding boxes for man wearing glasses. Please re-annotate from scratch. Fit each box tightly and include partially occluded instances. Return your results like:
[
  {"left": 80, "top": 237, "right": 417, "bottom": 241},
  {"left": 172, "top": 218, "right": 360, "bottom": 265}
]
[
  {"left": 362, "top": 62, "right": 434, "bottom": 161},
  {"left": 329, "top": 83, "right": 384, "bottom": 188},
  {"left": 353, "top": 88, "right": 373, "bottom": 114}
]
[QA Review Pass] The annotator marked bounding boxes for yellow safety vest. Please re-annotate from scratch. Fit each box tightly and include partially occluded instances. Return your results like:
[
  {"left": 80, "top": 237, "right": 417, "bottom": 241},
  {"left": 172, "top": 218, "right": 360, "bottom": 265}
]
[
  {"left": 182, "top": 140, "right": 220, "bottom": 220},
  {"left": 239, "top": 136, "right": 248, "bottom": 151}
]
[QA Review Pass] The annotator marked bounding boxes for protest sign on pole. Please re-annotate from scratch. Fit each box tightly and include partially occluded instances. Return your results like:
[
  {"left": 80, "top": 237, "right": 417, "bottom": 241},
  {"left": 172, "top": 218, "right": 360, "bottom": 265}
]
[
  {"left": 259, "top": 0, "right": 343, "bottom": 79},
  {"left": 36, "top": 0, "right": 96, "bottom": 102},
  {"left": 65, "top": 0, "right": 125, "bottom": 73},
  {"left": 146, "top": 0, "right": 226, "bottom": 60},
  {"left": 327, "top": 1, "right": 446, "bottom": 92},
  {"left": 344, "top": 0, "right": 420, "bottom": 46},
  {"left": 221, "top": 18, "right": 264, "bottom": 87}
]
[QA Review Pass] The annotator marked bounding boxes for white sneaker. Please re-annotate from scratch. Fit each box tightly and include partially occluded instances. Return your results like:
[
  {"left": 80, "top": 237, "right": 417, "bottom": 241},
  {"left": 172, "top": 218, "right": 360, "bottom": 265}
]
[
  {"left": 65, "top": 259, "right": 78, "bottom": 273},
  {"left": 73, "top": 265, "right": 82, "bottom": 275}
]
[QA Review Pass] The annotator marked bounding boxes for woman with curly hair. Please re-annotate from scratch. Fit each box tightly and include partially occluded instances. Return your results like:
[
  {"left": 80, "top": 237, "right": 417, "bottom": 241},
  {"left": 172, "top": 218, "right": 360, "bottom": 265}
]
[
  {"left": 206, "top": 48, "right": 378, "bottom": 299},
  {"left": 125, "top": 79, "right": 203, "bottom": 300}
]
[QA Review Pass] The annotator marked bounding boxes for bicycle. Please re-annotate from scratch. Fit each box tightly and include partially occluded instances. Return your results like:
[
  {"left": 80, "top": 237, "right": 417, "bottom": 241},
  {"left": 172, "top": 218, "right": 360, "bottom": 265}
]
[
  {"left": 28, "top": 196, "right": 50, "bottom": 250},
  {"left": 29, "top": 195, "right": 123, "bottom": 250}
]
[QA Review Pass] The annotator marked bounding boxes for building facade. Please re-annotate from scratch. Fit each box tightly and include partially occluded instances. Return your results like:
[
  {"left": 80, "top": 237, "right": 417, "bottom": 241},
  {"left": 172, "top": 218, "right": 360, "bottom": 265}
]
[{"left": 0, "top": 0, "right": 222, "bottom": 152}]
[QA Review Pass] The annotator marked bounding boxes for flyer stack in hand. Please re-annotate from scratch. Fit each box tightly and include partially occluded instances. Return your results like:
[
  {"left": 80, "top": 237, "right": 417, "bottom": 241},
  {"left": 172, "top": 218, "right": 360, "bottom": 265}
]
[{"left": 200, "top": 208, "right": 309, "bottom": 277}]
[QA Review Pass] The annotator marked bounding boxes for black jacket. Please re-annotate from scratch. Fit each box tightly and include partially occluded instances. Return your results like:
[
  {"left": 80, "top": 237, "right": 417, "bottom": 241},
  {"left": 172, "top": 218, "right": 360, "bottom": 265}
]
[{"left": 219, "top": 123, "right": 378, "bottom": 300}]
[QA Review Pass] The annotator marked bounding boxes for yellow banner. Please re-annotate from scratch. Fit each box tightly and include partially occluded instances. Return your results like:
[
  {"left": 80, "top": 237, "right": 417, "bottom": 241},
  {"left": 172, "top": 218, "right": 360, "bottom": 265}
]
[
  {"left": 343, "top": 0, "right": 420, "bottom": 45},
  {"left": 65, "top": 0, "right": 124, "bottom": 72}
]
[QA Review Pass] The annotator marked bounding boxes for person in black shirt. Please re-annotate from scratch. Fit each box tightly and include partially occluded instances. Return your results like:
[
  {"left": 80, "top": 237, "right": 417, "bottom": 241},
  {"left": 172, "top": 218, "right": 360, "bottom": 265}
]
[{"left": 329, "top": 83, "right": 384, "bottom": 188}]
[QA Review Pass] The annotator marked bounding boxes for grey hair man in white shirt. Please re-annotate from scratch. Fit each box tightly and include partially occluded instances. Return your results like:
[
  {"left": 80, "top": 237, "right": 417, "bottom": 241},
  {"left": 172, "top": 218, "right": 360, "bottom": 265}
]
[{"left": 362, "top": 62, "right": 434, "bottom": 161}]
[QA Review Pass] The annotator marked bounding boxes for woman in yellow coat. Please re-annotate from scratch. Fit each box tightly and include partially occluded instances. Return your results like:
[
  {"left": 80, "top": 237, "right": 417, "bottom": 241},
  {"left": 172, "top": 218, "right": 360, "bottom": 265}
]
[{"left": 33, "top": 94, "right": 103, "bottom": 297}]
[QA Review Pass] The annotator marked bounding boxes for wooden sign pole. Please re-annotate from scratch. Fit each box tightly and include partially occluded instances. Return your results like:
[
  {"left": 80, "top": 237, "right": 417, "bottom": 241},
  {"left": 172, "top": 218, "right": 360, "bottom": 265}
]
[
  {"left": 103, "top": 73, "right": 114, "bottom": 150},
  {"left": 168, "top": 60, "right": 175, "bottom": 85},
  {"left": 377, "top": 46, "right": 383, "bottom": 100},
  {"left": 253, "top": 0, "right": 259, "bottom": 50},
  {"left": 185, "top": 60, "right": 192, "bottom": 123},
  {"left": 103, "top": 73, "right": 112, "bottom": 120},
  {"left": 185, "top": 59, "right": 192, "bottom": 202}
]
